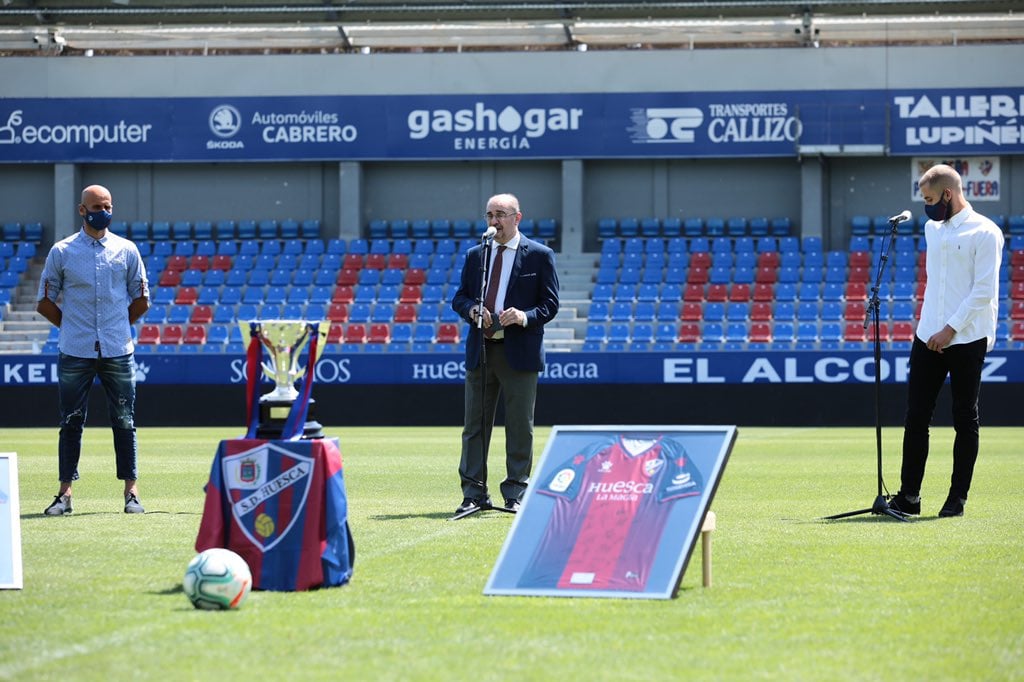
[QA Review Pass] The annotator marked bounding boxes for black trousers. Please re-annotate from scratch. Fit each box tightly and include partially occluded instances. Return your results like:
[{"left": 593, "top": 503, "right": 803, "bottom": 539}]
[{"left": 901, "top": 336, "right": 987, "bottom": 500}]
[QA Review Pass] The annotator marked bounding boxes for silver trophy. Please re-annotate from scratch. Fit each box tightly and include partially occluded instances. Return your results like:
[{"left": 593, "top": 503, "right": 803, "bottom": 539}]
[{"left": 243, "top": 319, "right": 330, "bottom": 439}]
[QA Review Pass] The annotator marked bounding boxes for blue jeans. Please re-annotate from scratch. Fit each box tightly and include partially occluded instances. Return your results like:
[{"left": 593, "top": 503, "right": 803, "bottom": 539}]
[{"left": 57, "top": 352, "right": 138, "bottom": 483}]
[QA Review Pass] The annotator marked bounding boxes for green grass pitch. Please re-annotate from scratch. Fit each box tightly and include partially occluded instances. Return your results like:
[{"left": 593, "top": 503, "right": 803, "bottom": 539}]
[{"left": 1, "top": 425, "right": 1021, "bottom": 681}]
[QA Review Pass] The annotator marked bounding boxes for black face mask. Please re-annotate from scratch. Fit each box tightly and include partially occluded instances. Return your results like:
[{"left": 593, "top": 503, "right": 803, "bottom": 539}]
[{"left": 924, "top": 191, "right": 951, "bottom": 222}]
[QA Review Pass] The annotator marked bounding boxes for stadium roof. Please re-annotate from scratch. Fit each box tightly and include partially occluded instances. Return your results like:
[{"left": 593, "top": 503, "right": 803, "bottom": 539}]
[{"left": 1, "top": 1, "right": 1023, "bottom": 55}]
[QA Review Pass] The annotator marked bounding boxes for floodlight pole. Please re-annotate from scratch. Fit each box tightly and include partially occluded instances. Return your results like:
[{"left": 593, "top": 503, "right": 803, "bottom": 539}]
[{"left": 824, "top": 216, "right": 911, "bottom": 522}]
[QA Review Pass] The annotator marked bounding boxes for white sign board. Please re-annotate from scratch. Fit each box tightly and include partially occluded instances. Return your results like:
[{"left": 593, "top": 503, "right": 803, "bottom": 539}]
[
  {"left": 911, "top": 157, "right": 1000, "bottom": 201},
  {"left": 0, "top": 453, "right": 23, "bottom": 589}
]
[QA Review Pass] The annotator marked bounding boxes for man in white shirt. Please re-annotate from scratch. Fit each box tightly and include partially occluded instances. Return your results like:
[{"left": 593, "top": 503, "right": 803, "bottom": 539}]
[{"left": 888, "top": 164, "right": 1003, "bottom": 518}]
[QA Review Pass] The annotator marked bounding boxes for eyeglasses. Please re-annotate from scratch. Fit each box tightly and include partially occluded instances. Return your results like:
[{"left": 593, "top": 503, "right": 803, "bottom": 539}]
[{"left": 485, "top": 210, "right": 519, "bottom": 221}]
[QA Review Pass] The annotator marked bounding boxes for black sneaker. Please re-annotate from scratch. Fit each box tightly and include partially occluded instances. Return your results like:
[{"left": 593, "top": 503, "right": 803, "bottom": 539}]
[
  {"left": 124, "top": 492, "right": 145, "bottom": 514},
  {"left": 44, "top": 494, "right": 72, "bottom": 516},
  {"left": 938, "top": 494, "right": 965, "bottom": 518},
  {"left": 454, "top": 496, "right": 491, "bottom": 515},
  {"left": 887, "top": 492, "right": 920, "bottom": 516},
  {"left": 504, "top": 498, "right": 521, "bottom": 512}
]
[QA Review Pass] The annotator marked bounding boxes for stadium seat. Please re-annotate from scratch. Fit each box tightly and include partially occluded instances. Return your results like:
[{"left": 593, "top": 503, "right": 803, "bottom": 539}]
[
  {"left": 161, "top": 324, "right": 184, "bottom": 344},
  {"left": 137, "top": 324, "right": 161, "bottom": 344},
  {"left": 368, "top": 323, "right": 391, "bottom": 344},
  {"left": 436, "top": 323, "right": 459, "bottom": 344},
  {"left": 344, "top": 323, "right": 367, "bottom": 344},
  {"left": 183, "top": 324, "right": 207, "bottom": 344}
]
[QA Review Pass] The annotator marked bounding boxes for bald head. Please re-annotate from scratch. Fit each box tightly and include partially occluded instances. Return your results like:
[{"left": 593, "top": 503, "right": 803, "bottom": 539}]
[{"left": 79, "top": 184, "right": 114, "bottom": 234}]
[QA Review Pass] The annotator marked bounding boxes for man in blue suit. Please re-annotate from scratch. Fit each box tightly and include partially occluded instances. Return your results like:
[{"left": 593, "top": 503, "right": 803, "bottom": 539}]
[{"left": 451, "top": 193, "right": 560, "bottom": 516}]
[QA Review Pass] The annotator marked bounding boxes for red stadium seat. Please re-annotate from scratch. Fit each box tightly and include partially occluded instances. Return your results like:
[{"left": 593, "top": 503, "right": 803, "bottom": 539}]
[
  {"left": 365, "top": 253, "right": 387, "bottom": 270},
  {"left": 332, "top": 285, "right": 354, "bottom": 304},
  {"left": 729, "top": 283, "right": 751, "bottom": 302},
  {"left": 844, "top": 301, "right": 866, "bottom": 321},
  {"left": 1011, "top": 301, "right": 1024, "bottom": 320},
  {"left": 848, "top": 266, "right": 871, "bottom": 283},
  {"left": 892, "top": 321, "right": 915, "bottom": 342},
  {"left": 394, "top": 303, "right": 417, "bottom": 323},
  {"left": 399, "top": 285, "right": 422, "bottom": 304},
  {"left": 183, "top": 324, "right": 207, "bottom": 344},
  {"left": 404, "top": 268, "right": 426, "bottom": 286},
  {"left": 344, "top": 323, "right": 366, "bottom": 344},
  {"left": 368, "top": 323, "right": 391, "bottom": 343},
  {"left": 868, "top": 321, "right": 889, "bottom": 343},
  {"left": 756, "top": 252, "right": 779, "bottom": 269},
  {"left": 683, "top": 284, "right": 705, "bottom": 302},
  {"left": 138, "top": 324, "right": 160, "bottom": 344},
  {"left": 336, "top": 269, "right": 359, "bottom": 286},
  {"left": 750, "top": 302, "right": 773, "bottom": 321},
  {"left": 843, "top": 323, "right": 866, "bottom": 343},
  {"left": 1011, "top": 321, "right": 1024, "bottom": 340},
  {"left": 705, "top": 283, "right": 728, "bottom": 302},
  {"left": 326, "top": 303, "right": 349, "bottom": 322},
  {"left": 849, "top": 251, "right": 871, "bottom": 268},
  {"left": 326, "top": 324, "right": 344, "bottom": 344},
  {"left": 680, "top": 302, "right": 702, "bottom": 321},
  {"left": 161, "top": 324, "right": 183, "bottom": 344},
  {"left": 189, "top": 255, "right": 210, "bottom": 272},
  {"left": 212, "top": 254, "right": 233, "bottom": 271},
  {"left": 342, "top": 253, "right": 364, "bottom": 270},
  {"left": 678, "top": 323, "right": 700, "bottom": 343},
  {"left": 166, "top": 255, "right": 189, "bottom": 272},
  {"left": 754, "top": 266, "right": 777, "bottom": 284},
  {"left": 752, "top": 283, "right": 774, "bottom": 302},
  {"left": 175, "top": 287, "right": 198, "bottom": 304},
  {"left": 689, "top": 252, "right": 711, "bottom": 269},
  {"left": 749, "top": 322, "right": 772, "bottom": 343},
  {"left": 190, "top": 305, "right": 213, "bottom": 323},
  {"left": 436, "top": 323, "right": 459, "bottom": 344},
  {"left": 845, "top": 282, "right": 867, "bottom": 301},
  {"left": 687, "top": 266, "right": 709, "bottom": 284},
  {"left": 1011, "top": 250, "right": 1024, "bottom": 266},
  {"left": 158, "top": 269, "right": 181, "bottom": 287}
]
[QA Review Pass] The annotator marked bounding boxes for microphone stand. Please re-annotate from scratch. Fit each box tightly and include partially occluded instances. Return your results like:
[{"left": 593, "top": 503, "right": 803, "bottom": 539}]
[
  {"left": 824, "top": 215, "right": 911, "bottom": 522},
  {"left": 452, "top": 231, "right": 516, "bottom": 520}
]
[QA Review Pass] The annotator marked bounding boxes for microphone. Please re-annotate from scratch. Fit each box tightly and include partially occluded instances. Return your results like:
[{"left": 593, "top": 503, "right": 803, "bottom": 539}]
[
  {"left": 481, "top": 226, "right": 497, "bottom": 239},
  {"left": 888, "top": 210, "right": 912, "bottom": 223}
]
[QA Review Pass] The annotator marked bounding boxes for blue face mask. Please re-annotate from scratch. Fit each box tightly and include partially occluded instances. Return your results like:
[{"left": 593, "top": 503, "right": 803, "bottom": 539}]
[
  {"left": 85, "top": 209, "right": 112, "bottom": 230},
  {"left": 924, "top": 191, "right": 951, "bottom": 222}
]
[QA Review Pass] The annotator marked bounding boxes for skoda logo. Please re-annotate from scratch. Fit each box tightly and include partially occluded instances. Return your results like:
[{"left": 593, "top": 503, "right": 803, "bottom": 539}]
[{"left": 209, "top": 105, "right": 242, "bottom": 138}]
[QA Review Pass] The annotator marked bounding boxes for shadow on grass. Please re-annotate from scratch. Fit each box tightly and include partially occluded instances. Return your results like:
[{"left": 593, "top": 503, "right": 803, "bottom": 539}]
[
  {"left": 371, "top": 511, "right": 460, "bottom": 521},
  {"left": 21, "top": 510, "right": 201, "bottom": 519}
]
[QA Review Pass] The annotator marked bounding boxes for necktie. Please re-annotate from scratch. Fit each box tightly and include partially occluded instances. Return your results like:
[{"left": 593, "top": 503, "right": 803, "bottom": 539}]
[{"left": 483, "top": 245, "right": 505, "bottom": 338}]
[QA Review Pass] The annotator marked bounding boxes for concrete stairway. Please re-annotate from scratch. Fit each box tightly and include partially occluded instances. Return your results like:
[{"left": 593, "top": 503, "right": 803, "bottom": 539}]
[
  {"left": 544, "top": 251, "right": 598, "bottom": 353},
  {"left": 0, "top": 262, "right": 49, "bottom": 354}
]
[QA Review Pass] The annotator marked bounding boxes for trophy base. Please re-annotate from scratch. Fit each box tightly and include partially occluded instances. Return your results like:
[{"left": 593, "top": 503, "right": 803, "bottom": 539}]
[{"left": 256, "top": 398, "right": 325, "bottom": 440}]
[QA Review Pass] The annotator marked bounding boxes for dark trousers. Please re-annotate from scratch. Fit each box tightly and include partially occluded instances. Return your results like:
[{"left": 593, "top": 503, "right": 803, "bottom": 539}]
[
  {"left": 57, "top": 352, "right": 139, "bottom": 483},
  {"left": 901, "top": 337, "right": 987, "bottom": 500},
  {"left": 459, "top": 341, "right": 538, "bottom": 503}
]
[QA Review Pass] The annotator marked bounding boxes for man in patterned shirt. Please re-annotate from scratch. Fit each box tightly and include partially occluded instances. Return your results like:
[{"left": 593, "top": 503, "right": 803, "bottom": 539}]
[{"left": 37, "top": 184, "right": 151, "bottom": 515}]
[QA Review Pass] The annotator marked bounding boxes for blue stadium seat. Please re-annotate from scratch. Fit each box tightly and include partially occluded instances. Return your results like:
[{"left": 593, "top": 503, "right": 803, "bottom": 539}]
[
  {"left": 705, "top": 217, "right": 725, "bottom": 237},
  {"left": 300, "top": 219, "right": 321, "bottom": 240},
  {"left": 661, "top": 217, "right": 682, "bottom": 238},
  {"left": 618, "top": 218, "right": 639, "bottom": 238},
  {"left": 683, "top": 218, "right": 703, "bottom": 237},
  {"left": 598, "top": 218, "right": 617, "bottom": 240},
  {"left": 237, "top": 220, "right": 257, "bottom": 239},
  {"left": 215, "top": 220, "right": 236, "bottom": 240}
]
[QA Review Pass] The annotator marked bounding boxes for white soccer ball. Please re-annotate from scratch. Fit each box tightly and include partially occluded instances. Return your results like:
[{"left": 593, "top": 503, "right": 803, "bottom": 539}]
[{"left": 183, "top": 548, "right": 253, "bottom": 610}]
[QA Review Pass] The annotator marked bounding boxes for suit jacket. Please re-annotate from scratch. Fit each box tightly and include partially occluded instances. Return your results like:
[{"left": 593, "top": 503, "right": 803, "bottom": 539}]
[{"left": 452, "top": 236, "right": 560, "bottom": 372}]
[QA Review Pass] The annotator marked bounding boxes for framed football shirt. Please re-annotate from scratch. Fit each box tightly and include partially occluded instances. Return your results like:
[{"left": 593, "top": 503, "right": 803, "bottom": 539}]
[{"left": 485, "top": 426, "right": 736, "bottom": 599}]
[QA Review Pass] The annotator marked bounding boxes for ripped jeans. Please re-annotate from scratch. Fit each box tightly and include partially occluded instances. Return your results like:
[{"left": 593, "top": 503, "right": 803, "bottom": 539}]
[{"left": 57, "top": 352, "right": 138, "bottom": 483}]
